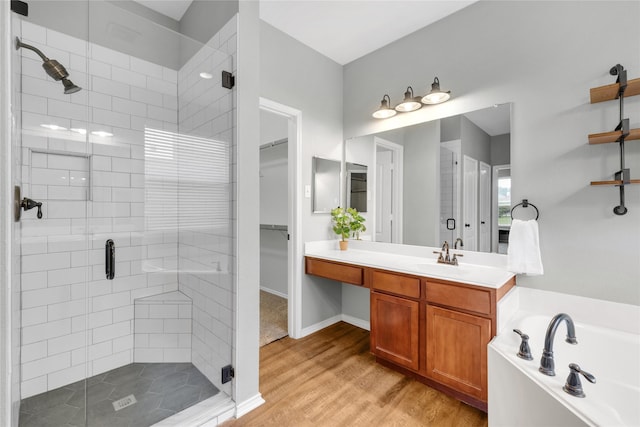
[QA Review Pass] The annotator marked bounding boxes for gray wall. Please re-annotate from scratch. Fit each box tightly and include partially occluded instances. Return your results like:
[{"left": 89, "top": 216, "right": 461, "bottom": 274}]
[
  {"left": 260, "top": 21, "right": 344, "bottom": 329},
  {"left": 402, "top": 120, "right": 440, "bottom": 246},
  {"left": 491, "top": 133, "right": 511, "bottom": 166},
  {"left": 461, "top": 116, "right": 491, "bottom": 165},
  {"left": 343, "top": 0, "right": 640, "bottom": 306}
]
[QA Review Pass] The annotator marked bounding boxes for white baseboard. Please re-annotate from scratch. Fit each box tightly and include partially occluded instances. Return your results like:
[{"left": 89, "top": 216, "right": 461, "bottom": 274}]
[
  {"left": 260, "top": 286, "right": 288, "bottom": 300},
  {"left": 235, "top": 393, "right": 265, "bottom": 418},
  {"left": 341, "top": 314, "right": 370, "bottom": 331},
  {"left": 298, "top": 313, "right": 370, "bottom": 338},
  {"left": 299, "top": 314, "right": 342, "bottom": 338}
]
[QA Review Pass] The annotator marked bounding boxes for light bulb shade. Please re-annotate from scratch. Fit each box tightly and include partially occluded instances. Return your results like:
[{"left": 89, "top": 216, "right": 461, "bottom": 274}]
[
  {"left": 372, "top": 94, "right": 397, "bottom": 119},
  {"left": 421, "top": 77, "right": 451, "bottom": 104},
  {"left": 395, "top": 86, "right": 422, "bottom": 112}
]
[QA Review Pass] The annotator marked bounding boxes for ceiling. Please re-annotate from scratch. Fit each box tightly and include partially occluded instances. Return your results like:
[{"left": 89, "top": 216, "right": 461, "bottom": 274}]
[
  {"left": 134, "top": 0, "right": 476, "bottom": 65},
  {"left": 134, "top": 0, "right": 193, "bottom": 20},
  {"left": 464, "top": 103, "right": 511, "bottom": 136}
]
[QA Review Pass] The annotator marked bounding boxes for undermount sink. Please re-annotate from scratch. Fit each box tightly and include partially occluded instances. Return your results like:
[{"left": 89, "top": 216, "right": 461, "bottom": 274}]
[{"left": 415, "top": 263, "right": 471, "bottom": 276}]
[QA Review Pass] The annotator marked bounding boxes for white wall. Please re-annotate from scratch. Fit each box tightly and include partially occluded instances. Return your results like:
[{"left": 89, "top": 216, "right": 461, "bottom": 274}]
[
  {"left": 343, "top": 1, "right": 640, "bottom": 306},
  {"left": 260, "top": 21, "right": 344, "bottom": 329}
]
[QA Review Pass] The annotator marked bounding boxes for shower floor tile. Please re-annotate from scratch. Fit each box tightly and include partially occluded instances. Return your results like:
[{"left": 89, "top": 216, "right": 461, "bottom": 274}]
[{"left": 19, "top": 363, "right": 219, "bottom": 427}]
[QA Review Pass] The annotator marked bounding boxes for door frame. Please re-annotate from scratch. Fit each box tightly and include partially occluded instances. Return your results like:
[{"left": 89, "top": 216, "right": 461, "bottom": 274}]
[
  {"left": 373, "top": 137, "right": 403, "bottom": 243},
  {"left": 1, "top": 2, "right": 14, "bottom": 424},
  {"left": 259, "top": 97, "right": 303, "bottom": 339}
]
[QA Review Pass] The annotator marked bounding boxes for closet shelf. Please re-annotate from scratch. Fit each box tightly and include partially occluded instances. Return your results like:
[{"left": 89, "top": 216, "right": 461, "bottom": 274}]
[
  {"left": 590, "top": 179, "right": 640, "bottom": 186},
  {"left": 588, "top": 128, "right": 640, "bottom": 144},
  {"left": 590, "top": 77, "right": 640, "bottom": 103}
]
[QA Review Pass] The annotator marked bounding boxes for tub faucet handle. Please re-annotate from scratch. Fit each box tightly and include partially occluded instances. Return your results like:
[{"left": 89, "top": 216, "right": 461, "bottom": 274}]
[
  {"left": 513, "top": 329, "right": 533, "bottom": 360},
  {"left": 563, "top": 363, "right": 596, "bottom": 398}
]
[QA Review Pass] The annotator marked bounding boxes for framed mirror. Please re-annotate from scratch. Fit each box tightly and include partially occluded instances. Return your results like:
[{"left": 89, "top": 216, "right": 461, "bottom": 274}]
[
  {"left": 312, "top": 156, "right": 341, "bottom": 213},
  {"left": 345, "top": 103, "right": 511, "bottom": 253},
  {"left": 346, "top": 162, "right": 367, "bottom": 212}
]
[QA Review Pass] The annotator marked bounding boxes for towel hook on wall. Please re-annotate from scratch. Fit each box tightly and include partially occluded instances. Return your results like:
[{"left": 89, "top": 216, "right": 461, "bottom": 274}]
[{"left": 511, "top": 199, "right": 539, "bottom": 220}]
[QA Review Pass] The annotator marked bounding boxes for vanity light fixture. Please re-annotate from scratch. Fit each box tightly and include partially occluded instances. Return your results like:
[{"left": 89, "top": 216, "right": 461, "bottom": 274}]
[
  {"left": 199, "top": 72, "right": 213, "bottom": 79},
  {"left": 395, "top": 86, "right": 422, "bottom": 112},
  {"left": 372, "top": 94, "right": 397, "bottom": 119},
  {"left": 421, "top": 77, "right": 451, "bottom": 104},
  {"left": 70, "top": 128, "right": 87, "bottom": 135}
]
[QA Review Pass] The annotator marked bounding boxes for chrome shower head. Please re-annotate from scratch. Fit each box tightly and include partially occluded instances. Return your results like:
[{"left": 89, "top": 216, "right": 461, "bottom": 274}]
[
  {"left": 16, "top": 37, "right": 82, "bottom": 94},
  {"left": 61, "top": 78, "right": 81, "bottom": 95}
]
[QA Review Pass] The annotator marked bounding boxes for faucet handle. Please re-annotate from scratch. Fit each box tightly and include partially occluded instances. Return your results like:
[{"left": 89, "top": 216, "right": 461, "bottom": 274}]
[
  {"left": 513, "top": 329, "right": 533, "bottom": 360},
  {"left": 451, "top": 253, "right": 463, "bottom": 266},
  {"left": 563, "top": 363, "right": 596, "bottom": 398},
  {"left": 433, "top": 250, "right": 444, "bottom": 262}
]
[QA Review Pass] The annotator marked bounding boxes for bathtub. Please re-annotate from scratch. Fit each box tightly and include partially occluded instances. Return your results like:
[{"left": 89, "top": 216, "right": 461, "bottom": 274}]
[{"left": 489, "top": 288, "right": 640, "bottom": 427}]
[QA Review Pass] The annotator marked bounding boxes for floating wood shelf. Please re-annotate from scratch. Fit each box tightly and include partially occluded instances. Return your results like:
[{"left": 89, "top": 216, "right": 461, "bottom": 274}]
[
  {"left": 590, "top": 77, "right": 640, "bottom": 103},
  {"left": 588, "top": 128, "right": 640, "bottom": 144},
  {"left": 590, "top": 179, "right": 640, "bottom": 186}
]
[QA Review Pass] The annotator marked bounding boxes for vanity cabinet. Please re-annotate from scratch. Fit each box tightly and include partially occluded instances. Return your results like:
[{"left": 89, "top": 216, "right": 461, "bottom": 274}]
[
  {"left": 370, "top": 291, "right": 420, "bottom": 371},
  {"left": 305, "top": 255, "right": 515, "bottom": 412},
  {"left": 425, "top": 305, "right": 491, "bottom": 400}
]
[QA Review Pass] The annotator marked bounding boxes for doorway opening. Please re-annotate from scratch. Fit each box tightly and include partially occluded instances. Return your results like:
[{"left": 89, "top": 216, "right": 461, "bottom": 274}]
[{"left": 258, "top": 98, "right": 302, "bottom": 342}]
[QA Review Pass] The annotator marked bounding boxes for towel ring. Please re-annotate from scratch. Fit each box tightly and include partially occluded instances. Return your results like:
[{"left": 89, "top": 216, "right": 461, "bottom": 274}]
[{"left": 511, "top": 199, "right": 539, "bottom": 220}]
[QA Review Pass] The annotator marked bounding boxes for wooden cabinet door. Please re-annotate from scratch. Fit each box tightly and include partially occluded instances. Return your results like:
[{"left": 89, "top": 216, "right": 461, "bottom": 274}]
[
  {"left": 370, "top": 292, "right": 420, "bottom": 371},
  {"left": 425, "top": 305, "right": 491, "bottom": 400}
]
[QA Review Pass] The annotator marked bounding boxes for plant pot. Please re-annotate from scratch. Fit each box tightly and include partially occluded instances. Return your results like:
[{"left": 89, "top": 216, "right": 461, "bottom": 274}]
[{"left": 339, "top": 240, "right": 348, "bottom": 251}]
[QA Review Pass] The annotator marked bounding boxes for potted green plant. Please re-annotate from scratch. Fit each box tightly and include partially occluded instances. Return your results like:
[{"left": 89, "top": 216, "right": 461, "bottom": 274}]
[
  {"left": 331, "top": 207, "right": 351, "bottom": 250},
  {"left": 348, "top": 207, "right": 366, "bottom": 240}
]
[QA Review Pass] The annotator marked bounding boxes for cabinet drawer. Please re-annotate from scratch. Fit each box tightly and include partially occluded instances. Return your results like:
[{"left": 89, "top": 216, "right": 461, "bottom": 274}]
[
  {"left": 426, "top": 281, "right": 492, "bottom": 315},
  {"left": 305, "top": 257, "right": 364, "bottom": 286},
  {"left": 372, "top": 270, "right": 420, "bottom": 299}
]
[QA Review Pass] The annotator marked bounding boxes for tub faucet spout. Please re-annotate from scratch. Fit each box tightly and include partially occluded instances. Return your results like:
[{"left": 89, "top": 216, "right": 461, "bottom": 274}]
[{"left": 539, "top": 313, "right": 578, "bottom": 376}]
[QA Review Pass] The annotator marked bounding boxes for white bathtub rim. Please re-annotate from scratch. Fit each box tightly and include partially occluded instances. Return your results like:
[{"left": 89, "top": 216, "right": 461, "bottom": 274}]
[{"left": 490, "top": 312, "right": 638, "bottom": 427}]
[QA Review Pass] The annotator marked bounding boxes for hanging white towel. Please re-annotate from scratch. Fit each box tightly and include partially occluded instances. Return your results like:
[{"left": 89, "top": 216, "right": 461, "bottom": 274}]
[{"left": 507, "top": 219, "right": 544, "bottom": 275}]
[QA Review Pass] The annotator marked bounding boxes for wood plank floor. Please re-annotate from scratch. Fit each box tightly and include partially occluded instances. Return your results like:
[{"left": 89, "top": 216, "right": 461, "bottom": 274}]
[{"left": 222, "top": 322, "right": 488, "bottom": 427}]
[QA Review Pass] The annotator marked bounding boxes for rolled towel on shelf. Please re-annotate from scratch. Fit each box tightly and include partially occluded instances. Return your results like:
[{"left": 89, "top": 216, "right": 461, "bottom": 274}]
[{"left": 507, "top": 219, "right": 544, "bottom": 275}]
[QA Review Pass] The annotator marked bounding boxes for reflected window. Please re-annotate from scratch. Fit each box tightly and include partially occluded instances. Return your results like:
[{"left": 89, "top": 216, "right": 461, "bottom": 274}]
[{"left": 497, "top": 176, "right": 511, "bottom": 227}]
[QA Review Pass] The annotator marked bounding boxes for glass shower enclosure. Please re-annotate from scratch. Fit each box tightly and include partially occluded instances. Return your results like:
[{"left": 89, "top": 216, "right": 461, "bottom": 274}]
[{"left": 9, "top": 1, "right": 236, "bottom": 425}]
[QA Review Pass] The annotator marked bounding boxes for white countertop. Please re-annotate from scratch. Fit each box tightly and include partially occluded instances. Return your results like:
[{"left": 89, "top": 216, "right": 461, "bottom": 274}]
[{"left": 305, "top": 240, "right": 515, "bottom": 289}]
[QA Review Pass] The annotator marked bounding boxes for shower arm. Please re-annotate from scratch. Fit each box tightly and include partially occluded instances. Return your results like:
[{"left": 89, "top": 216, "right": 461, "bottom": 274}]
[{"left": 15, "top": 38, "right": 49, "bottom": 62}]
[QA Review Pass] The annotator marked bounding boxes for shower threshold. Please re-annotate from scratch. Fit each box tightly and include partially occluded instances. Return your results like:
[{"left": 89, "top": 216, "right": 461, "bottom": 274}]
[{"left": 19, "top": 362, "right": 219, "bottom": 427}]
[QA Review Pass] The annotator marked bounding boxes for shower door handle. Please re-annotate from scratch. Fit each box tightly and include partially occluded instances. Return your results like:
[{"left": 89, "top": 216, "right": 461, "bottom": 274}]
[{"left": 105, "top": 239, "right": 115, "bottom": 280}]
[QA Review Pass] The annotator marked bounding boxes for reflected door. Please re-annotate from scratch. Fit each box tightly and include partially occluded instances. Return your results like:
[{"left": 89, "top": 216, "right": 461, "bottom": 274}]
[
  {"left": 479, "top": 161, "right": 491, "bottom": 252},
  {"left": 376, "top": 150, "right": 393, "bottom": 242},
  {"left": 463, "top": 156, "right": 478, "bottom": 251}
]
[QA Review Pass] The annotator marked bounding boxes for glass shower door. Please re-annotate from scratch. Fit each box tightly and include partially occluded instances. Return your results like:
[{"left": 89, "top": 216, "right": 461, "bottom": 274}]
[{"left": 13, "top": 3, "right": 93, "bottom": 425}]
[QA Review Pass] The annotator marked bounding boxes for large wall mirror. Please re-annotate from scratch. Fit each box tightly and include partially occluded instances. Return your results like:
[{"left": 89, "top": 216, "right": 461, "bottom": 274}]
[
  {"left": 345, "top": 103, "right": 511, "bottom": 253},
  {"left": 312, "top": 156, "right": 342, "bottom": 213}
]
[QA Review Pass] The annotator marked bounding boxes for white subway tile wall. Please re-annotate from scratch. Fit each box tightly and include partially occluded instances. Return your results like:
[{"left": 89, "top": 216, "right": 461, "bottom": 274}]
[{"left": 134, "top": 291, "right": 193, "bottom": 363}]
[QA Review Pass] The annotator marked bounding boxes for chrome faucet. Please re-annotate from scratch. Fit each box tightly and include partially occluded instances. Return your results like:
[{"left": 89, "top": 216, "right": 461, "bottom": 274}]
[
  {"left": 432, "top": 241, "right": 464, "bottom": 265},
  {"left": 454, "top": 237, "right": 464, "bottom": 249},
  {"left": 442, "top": 241, "right": 450, "bottom": 262},
  {"left": 539, "top": 313, "right": 578, "bottom": 376}
]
